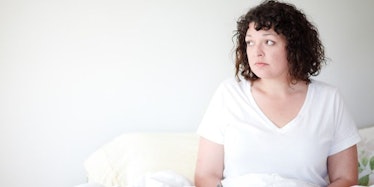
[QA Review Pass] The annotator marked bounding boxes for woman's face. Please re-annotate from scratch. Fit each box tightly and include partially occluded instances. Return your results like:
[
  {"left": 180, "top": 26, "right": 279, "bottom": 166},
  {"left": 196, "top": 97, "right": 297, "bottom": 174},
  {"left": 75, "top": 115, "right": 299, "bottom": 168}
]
[{"left": 245, "top": 22, "right": 289, "bottom": 81}]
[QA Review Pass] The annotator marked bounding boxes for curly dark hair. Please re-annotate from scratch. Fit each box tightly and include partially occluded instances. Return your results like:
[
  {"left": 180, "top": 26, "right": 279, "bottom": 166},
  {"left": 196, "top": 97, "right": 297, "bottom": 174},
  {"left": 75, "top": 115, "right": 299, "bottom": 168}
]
[{"left": 234, "top": 0, "right": 325, "bottom": 83}]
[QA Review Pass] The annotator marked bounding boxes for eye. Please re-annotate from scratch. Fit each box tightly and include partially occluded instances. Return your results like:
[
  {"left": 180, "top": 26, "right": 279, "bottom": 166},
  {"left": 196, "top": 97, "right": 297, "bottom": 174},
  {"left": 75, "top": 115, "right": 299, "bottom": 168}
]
[
  {"left": 246, "top": 41, "right": 254, "bottom": 46},
  {"left": 266, "top": 40, "right": 275, "bottom": 46}
]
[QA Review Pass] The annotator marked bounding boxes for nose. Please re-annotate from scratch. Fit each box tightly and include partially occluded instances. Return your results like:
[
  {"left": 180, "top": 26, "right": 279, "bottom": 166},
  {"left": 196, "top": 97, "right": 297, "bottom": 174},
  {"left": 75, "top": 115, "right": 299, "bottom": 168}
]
[{"left": 254, "top": 43, "right": 264, "bottom": 57}]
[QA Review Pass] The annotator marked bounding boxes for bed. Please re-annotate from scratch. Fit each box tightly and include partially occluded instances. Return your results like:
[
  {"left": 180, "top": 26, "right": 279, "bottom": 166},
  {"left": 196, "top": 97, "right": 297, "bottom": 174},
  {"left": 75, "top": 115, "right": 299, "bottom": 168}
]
[{"left": 77, "top": 125, "right": 374, "bottom": 187}]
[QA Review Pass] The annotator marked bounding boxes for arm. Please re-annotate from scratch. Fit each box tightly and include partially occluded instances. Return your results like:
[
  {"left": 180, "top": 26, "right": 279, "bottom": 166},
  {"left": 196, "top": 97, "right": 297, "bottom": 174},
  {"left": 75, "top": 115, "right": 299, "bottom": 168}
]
[
  {"left": 195, "top": 137, "right": 224, "bottom": 187},
  {"left": 327, "top": 145, "right": 358, "bottom": 187}
]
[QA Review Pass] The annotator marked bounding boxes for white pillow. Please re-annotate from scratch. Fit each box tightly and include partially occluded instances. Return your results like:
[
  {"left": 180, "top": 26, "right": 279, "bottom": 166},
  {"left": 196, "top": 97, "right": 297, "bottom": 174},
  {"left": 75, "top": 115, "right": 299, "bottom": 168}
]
[{"left": 84, "top": 133, "right": 199, "bottom": 187}]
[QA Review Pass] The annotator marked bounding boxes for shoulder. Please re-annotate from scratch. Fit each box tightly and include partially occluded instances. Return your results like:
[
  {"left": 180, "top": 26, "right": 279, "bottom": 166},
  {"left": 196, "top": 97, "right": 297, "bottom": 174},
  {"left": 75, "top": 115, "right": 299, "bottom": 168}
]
[
  {"left": 218, "top": 77, "right": 249, "bottom": 92},
  {"left": 308, "top": 79, "right": 347, "bottom": 108},
  {"left": 310, "top": 79, "right": 339, "bottom": 95},
  {"left": 212, "top": 77, "right": 251, "bottom": 103}
]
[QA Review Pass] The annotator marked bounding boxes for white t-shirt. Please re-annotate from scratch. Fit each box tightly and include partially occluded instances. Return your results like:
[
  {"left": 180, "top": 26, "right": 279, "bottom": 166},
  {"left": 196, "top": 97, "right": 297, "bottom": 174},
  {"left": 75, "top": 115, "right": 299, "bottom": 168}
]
[{"left": 197, "top": 78, "right": 361, "bottom": 187}]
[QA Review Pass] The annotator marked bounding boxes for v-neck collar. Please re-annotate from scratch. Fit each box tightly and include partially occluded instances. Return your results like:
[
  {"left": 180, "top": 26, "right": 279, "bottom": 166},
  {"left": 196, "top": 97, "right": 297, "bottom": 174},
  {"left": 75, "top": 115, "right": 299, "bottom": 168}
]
[{"left": 243, "top": 80, "right": 313, "bottom": 133}]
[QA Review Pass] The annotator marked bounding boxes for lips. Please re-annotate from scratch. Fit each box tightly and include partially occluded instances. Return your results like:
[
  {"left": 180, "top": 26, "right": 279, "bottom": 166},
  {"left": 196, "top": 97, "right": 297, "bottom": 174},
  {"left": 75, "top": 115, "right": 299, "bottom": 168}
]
[{"left": 254, "top": 62, "right": 268, "bottom": 67}]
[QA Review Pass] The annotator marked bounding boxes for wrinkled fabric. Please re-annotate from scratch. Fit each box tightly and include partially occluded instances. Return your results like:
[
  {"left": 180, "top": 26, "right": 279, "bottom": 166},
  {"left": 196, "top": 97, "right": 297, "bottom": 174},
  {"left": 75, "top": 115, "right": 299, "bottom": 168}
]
[{"left": 127, "top": 170, "right": 193, "bottom": 187}]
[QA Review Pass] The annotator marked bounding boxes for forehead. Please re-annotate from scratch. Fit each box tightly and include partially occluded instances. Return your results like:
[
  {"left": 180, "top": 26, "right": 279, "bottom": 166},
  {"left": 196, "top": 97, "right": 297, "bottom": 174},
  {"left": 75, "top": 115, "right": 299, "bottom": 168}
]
[{"left": 246, "top": 22, "right": 283, "bottom": 39}]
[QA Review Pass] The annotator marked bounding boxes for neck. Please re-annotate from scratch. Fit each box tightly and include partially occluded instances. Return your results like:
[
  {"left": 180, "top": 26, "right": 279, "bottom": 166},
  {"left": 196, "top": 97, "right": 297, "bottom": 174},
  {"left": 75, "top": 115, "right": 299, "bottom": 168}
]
[{"left": 251, "top": 78, "right": 307, "bottom": 97}]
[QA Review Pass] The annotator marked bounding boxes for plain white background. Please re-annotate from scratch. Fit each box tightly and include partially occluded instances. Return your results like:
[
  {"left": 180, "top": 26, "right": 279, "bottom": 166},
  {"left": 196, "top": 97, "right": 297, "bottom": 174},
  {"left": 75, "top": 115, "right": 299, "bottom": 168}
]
[{"left": 0, "top": 0, "right": 373, "bottom": 187}]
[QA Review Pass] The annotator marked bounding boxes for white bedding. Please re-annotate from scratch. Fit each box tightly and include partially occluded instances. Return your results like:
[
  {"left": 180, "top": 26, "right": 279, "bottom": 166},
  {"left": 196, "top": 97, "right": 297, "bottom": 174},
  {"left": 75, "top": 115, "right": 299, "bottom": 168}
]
[
  {"left": 76, "top": 171, "right": 193, "bottom": 187},
  {"left": 127, "top": 170, "right": 193, "bottom": 187},
  {"left": 80, "top": 125, "right": 374, "bottom": 187}
]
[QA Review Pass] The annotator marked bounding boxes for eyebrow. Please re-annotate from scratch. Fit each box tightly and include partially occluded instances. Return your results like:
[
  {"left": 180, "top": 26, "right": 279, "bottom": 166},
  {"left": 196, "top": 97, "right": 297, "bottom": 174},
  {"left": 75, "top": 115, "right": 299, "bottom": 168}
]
[{"left": 246, "top": 33, "right": 276, "bottom": 37}]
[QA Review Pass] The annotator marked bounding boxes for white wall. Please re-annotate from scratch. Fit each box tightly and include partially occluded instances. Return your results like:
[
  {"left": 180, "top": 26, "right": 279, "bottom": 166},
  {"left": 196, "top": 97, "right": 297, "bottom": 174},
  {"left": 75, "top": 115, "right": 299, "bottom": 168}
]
[{"left": 0, "top": 0, "right": 373, "bottom": 187}]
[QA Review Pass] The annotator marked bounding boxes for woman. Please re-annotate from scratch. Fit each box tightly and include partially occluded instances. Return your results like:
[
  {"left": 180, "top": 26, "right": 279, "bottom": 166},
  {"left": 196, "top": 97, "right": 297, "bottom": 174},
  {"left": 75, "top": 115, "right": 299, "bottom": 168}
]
[{"left": 195, "top": 1, "right": 361, "bottom": 187}]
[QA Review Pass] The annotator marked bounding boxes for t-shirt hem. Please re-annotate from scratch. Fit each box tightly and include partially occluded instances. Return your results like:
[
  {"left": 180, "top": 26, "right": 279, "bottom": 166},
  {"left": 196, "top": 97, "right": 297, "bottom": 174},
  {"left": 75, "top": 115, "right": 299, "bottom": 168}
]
[
  {"left": 196, "top": 130, "right": 224, "bottom": 145},
  {"left": 329, "top": 134, "right": 361, "bottom": 156}
]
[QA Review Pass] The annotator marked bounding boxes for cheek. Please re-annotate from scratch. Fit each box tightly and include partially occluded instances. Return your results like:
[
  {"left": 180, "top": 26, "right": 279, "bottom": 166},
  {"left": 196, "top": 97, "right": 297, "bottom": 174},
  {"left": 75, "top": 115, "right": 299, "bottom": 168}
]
[
  {"left": 273, "top": 48, "right": 288, "bottom": 60},
  {"left": 246, "top": 48, "right": 255, "bottom": 60}
]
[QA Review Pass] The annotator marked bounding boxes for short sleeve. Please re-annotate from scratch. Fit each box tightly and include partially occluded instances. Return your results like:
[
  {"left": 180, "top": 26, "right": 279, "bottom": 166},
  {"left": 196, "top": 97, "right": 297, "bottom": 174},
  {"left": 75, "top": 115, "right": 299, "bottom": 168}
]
[
  {"left": 197, "top": 83, "right": 228, "bottom": 145},
  {"left": 329, "top": 91, "right": 361, "bottom": 155}
]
